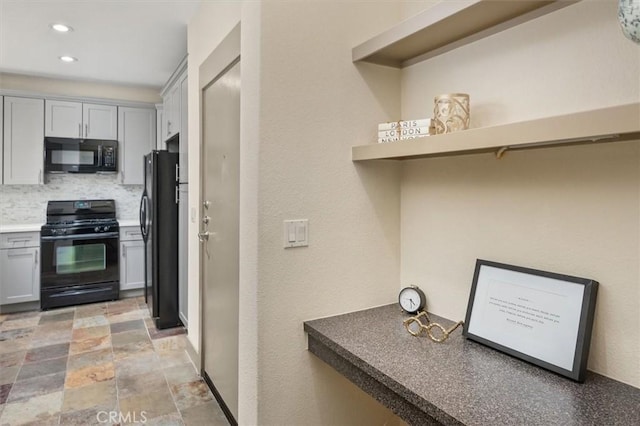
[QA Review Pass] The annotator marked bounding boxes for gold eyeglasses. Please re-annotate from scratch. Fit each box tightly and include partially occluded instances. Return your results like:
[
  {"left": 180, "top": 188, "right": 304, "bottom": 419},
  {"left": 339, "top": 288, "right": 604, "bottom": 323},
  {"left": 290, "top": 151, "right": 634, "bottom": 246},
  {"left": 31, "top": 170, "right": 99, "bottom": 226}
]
[{"left": 403, "top": 311, "right": 464, "bottom": 343}]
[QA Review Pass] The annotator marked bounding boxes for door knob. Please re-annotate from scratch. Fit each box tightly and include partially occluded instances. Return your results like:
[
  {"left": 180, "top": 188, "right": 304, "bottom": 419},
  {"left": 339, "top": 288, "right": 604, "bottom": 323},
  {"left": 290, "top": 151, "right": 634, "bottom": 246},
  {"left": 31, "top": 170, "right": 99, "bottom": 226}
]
[
  {"left": 198, "top": 231, "right": 210, "bottom": 242},
  {"left": 203, "top": 201, "right": 211, "bottom": 209},
  {"left": 202, "top": 216, "right": 210, "bottom": 224}
]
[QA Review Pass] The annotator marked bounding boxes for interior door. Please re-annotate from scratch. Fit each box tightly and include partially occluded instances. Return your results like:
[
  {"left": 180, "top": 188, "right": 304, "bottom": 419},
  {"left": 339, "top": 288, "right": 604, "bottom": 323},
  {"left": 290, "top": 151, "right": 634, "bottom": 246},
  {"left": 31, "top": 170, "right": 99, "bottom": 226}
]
[{"left": 201, "top": 55, "right": 241, "bottom": 420}]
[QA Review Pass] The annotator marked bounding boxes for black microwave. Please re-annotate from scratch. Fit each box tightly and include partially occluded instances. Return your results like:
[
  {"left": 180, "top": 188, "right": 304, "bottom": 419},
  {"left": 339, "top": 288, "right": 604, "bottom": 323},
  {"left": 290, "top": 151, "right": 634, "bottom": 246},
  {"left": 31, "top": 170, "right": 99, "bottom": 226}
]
[{"left": 44, "top": 138, "right": 118, "bottom": 173}]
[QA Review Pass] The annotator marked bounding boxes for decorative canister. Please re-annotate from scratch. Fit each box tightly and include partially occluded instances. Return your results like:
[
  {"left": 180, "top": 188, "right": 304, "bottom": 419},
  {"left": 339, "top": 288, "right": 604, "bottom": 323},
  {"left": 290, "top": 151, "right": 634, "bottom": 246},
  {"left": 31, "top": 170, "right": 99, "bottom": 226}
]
[
  {"left": 433, "top": 93, "right": 470, "bottom": 134},
  {"left": 618, "top": 0, "right": 640, "bottom": 44}
]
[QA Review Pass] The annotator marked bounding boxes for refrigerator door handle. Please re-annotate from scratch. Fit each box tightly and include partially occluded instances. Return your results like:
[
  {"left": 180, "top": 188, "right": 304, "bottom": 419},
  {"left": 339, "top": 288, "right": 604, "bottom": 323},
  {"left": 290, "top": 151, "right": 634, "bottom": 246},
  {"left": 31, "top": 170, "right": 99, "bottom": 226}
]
[{"left": 139, "top": 193, "right": 149, "bottom": 241}]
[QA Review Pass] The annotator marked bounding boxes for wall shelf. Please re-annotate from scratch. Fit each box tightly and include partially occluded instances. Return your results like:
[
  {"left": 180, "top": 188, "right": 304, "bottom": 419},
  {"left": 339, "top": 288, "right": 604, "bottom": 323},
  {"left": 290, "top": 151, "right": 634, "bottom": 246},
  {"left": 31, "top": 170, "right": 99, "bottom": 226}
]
[
  {"left": 352, "top": 0, "right": 580, "bottom": 67},
  {"left": 352, "top": 103, "right": 640, "bottom": 161}
]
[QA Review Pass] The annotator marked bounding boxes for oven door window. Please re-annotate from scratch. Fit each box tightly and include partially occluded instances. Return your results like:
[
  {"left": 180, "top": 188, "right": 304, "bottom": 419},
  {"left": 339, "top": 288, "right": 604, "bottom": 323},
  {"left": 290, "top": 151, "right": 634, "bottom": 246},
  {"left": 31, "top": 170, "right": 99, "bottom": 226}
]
[{"left": 56, "top": 243, "right": 106, "bottom": 274}]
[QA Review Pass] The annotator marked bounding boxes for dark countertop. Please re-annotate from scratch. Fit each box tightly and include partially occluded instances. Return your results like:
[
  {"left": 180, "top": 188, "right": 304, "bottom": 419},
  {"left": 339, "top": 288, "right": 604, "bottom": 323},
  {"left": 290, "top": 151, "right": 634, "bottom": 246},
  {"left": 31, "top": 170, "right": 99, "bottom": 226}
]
[{"left": 304, "top": 304, "right": 640, "bottom": 426}]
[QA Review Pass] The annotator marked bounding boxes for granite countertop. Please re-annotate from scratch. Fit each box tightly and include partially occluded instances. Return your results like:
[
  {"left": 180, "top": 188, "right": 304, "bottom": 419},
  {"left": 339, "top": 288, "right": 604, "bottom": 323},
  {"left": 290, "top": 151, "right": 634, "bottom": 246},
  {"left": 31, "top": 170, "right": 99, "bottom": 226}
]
[
  {"left": 0, "top": 223, "right": 43, "bottom": 233},
  {"left": 118, "top": 219, "right": 139, "bottom": 228},
  {"left": 304, "top": 304, "right": 640, "bottom": 426}
]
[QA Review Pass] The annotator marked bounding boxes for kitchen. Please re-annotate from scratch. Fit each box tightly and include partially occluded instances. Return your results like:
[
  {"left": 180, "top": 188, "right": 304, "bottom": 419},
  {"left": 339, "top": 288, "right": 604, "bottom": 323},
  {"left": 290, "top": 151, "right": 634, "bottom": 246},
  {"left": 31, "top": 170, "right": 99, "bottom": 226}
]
[
  {"left": 0, "top": 2, "right": 222, "bottom": 425},
  {"left": 2, "top": 1, "right": 640, "bottom": 426}
]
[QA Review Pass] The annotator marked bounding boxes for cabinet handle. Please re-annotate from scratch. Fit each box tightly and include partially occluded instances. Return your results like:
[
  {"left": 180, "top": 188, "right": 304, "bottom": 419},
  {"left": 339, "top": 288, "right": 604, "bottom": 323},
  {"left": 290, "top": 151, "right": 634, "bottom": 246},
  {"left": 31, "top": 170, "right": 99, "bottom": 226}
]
[
  {"left": 123, "top": 245, "right": 127, "bottom": 257},
  {"left": 85, "top": 123, "right": 88, "bottom": 138},
  {"left": 79, "top": 123, "right": 82, "bottom": 138},
  {"left": 35, "top": 249, "right": 38, "bottom": 266},
  {"left": 167, "top": 121, "right": 171, "bottom": 136},
  {"left": 38, "top": 170, "right": 42, "bottom": 184}
]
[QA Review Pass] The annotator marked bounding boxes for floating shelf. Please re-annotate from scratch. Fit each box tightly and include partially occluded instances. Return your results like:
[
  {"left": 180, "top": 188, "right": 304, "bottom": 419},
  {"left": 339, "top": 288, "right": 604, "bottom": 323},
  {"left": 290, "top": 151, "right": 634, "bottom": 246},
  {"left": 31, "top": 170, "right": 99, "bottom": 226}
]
[
  {"left": 353, "top": 0, "right": 580, "bottom": 67},
  {"left": 352, "top": 103, "right": 640, "bottom": 161}
]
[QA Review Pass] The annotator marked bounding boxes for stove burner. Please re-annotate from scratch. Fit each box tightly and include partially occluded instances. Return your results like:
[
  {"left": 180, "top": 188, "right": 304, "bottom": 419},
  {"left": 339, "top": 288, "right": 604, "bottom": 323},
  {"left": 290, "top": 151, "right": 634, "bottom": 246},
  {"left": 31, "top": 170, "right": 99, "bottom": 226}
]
[{"left": 41, "top": 200, "right": 119, "bottom": 237}]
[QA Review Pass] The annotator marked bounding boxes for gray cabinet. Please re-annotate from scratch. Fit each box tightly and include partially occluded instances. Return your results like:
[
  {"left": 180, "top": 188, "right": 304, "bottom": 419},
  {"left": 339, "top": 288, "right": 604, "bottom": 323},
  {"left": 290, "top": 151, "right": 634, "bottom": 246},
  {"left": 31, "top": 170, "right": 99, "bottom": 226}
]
[
  {"left": 155, "top": 104, "right": 164, "bottom": 150},
  {"left": 0, "top": 232, "right": 40, "bottom": 305},
  {"left": 3, "top": 97, "right": 44, "bottom": 185},
  {"left": 119, "top": 226, "right": 144, "bottom": 291},
  {"left": 161, "top": 59, "right": 187, "bottom": 143},
  {"left": 118, "top": 107, "right": 155, "bottom": 185},
  {"left": 45, "top": 100, "right": 117, "bottom": 139},
  {"left": 163, "top": 82, "right": 181, "bottom": 141}
]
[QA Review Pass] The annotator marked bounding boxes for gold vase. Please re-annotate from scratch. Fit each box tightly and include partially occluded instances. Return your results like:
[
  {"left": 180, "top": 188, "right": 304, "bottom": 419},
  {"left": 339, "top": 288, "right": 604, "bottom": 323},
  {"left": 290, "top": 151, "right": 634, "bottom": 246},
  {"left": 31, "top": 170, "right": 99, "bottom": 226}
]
[{"left": 433, "top": 93, "right": 470, "bottom": 134}]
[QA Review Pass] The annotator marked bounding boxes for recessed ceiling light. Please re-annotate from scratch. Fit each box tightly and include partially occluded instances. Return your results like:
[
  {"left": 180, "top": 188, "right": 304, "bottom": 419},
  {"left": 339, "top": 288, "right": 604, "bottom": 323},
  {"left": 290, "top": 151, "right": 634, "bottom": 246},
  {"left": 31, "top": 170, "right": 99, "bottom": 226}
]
[
  {"left": 51, "top": 23, "right": 73, "bottom": 33},
  {"left": 59, "top": 56, "right": 78, "bottom": 63}
]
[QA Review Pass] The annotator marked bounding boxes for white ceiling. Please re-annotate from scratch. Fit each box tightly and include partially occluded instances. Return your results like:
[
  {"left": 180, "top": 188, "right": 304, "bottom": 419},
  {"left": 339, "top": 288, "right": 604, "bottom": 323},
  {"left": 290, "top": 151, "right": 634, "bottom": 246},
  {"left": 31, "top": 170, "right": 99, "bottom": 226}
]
[{"left": 0, "top": 0, "right": 201, "bottom": 88}]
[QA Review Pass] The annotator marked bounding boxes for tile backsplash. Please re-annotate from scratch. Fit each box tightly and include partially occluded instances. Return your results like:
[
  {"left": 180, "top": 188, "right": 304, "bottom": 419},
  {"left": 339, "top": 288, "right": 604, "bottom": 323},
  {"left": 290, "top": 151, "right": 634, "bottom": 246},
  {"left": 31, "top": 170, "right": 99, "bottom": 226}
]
[{"left": 0, "top": 174, "right": 143, "bottom": 225}]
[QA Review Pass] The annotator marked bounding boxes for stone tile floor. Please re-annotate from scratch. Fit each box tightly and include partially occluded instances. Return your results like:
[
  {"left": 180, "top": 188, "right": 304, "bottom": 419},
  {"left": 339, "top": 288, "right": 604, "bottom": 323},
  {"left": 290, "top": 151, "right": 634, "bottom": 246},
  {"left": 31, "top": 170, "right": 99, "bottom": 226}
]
[{"left": 0, "top": 297, "right": 230, "bottom": 425}]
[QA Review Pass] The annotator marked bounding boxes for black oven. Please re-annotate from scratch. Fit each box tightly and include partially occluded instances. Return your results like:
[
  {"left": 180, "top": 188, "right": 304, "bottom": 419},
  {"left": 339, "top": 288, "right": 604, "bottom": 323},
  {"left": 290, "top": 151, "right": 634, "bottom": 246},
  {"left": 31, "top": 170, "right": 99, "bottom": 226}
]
[
  {"left": 40, "top": 200, "right": 120, "bottom": 310},
  {"left": 44, "top": 137, "right": 117, "bottom": 174}
]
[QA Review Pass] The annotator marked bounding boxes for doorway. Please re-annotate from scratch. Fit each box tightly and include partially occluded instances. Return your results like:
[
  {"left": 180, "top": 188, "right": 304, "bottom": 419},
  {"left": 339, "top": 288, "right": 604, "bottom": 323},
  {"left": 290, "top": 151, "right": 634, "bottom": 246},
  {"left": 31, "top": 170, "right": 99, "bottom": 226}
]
[{"left": 198, "top": 23, "right": 241, "bottom": 425}]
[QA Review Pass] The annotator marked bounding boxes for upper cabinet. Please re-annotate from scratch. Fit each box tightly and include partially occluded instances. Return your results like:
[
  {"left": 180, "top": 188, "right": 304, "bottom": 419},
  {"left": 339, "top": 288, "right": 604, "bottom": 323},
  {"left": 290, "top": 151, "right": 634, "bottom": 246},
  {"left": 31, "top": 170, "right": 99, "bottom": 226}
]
[
  {"left": 45, "top": 100, "right": 117, "bottom": 139},
  {"left": 164, "top": 83, "right": 181, "bottom": 141},
  {"left": 352, "top": 0, "right": 579, "bottom": 68},
  {"left": 3, "top": 96, "right": 44, "bottom": 185},
  {"left": 44, "top": 100, "right": 81, "bottom": 137},
  {"left": 83, "top": 103, "right": 118, "bottom": 139},
  {"left": 118, "top": 107, "right": 156, "bottom": 185},
  {"left": 161, "top": 57, "right": 187, "bottom": 143}
]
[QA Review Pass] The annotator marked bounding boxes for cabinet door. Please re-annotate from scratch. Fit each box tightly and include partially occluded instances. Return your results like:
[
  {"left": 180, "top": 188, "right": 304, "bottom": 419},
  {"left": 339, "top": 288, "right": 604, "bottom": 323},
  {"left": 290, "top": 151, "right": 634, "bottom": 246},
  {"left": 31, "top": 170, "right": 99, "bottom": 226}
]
[
  {"left": 3, "top": 97, "right": 44, "bottom": 185},
  {"left": 83, "top": 103, "right": 117, "bottom": 139},
  {"left": 156, "top": 107, "right": 164, "bottom": 150},
  {"left": 169, "top": 83, "right": 181, "bottom": 139},
  {"left": 162, "top": 93, "right": 171, "bottom": 142},
  {"left": 120, "top": 240, "right": 145, "bottom": 291},
  {"left": 179, "top": 73, "right": 188, "bottom": 181},
  {"left": 178, "top": 185, "right": 189, "bottom": 327},
  {"left": 118, "top": 107, "right": 155, "bottom": 185},
  {"left": 45, "top": 99, "right": 82, "bottom": 138},
  {"left": 0, "top": 247, "right": 40, "bottom": 304}
]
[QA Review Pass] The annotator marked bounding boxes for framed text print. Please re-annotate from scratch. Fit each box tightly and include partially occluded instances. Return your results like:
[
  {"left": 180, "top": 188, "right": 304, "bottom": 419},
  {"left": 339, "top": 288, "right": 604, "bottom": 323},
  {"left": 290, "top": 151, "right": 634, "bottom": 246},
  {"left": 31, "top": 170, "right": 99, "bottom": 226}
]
[{"left": 463, "top": 259, "right": 598, "bottom": 382}]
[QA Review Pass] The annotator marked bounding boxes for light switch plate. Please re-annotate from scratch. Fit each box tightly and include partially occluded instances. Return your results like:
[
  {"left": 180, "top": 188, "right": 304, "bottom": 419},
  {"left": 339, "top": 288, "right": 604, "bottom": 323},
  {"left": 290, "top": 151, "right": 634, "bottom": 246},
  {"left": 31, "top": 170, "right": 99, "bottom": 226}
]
[{"left": 284, "top": 219, "right": 308, "bottom": 248}]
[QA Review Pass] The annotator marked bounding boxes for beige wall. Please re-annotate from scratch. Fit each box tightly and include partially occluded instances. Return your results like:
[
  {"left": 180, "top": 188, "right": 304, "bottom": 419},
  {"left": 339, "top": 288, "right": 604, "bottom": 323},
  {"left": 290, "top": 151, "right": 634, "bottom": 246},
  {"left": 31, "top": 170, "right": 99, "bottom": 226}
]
[
  {"left": 0, "top": 72, "right": 161, "bottom": 103},
  {"left": 401, "top": 0, "right": 640, "bottom": 387},
  {"left": 257, "top": 2, "right": 402, "bottom": 424}
]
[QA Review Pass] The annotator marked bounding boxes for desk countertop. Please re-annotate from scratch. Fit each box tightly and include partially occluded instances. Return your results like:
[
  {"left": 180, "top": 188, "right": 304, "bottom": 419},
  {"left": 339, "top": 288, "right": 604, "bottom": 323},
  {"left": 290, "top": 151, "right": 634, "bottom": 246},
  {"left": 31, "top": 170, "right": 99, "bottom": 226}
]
[{"left": 304, "top": 304, "right": 640, "bottom": 425}]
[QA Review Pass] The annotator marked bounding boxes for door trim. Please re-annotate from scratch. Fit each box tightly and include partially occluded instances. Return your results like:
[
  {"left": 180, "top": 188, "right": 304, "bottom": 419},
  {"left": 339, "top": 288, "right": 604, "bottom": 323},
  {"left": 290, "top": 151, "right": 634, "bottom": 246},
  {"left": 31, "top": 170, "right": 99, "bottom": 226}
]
[{"left": 198, "top": 22, "right": 241, "bottom": 426}]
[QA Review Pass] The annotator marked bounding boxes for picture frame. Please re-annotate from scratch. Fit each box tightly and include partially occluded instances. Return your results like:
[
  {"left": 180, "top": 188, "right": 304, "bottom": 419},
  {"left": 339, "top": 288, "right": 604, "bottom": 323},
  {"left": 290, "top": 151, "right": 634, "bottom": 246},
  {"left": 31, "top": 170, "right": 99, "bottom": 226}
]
[{"left": 463, "top": 259, "right": 598, "bottom": 382}]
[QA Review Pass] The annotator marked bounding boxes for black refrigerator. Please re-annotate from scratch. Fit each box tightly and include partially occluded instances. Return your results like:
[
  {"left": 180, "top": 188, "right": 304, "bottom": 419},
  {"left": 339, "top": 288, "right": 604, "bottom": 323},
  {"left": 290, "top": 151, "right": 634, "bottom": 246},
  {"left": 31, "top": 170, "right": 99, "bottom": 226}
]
[{"left": 139, "top": 151, "right": 181, "bottom": 329}]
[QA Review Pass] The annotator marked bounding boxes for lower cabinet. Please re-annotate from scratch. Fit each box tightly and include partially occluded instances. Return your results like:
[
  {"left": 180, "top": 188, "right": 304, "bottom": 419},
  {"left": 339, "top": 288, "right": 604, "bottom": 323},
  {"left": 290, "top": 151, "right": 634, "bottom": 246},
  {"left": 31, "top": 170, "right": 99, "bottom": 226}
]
[
  {"left": 0, "top": 232, "right": 40, "bottom": 305},
  {"left": 119, "top": 227, "right": 144, "bottom": 291}
]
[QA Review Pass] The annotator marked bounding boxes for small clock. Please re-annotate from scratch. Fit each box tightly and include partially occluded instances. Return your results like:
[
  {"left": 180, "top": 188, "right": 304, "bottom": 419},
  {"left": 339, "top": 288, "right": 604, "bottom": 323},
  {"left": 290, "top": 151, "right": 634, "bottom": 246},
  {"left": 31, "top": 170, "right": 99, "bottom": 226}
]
[{"left": 399, "top": 285, "right": 426, "bottom": 314}]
